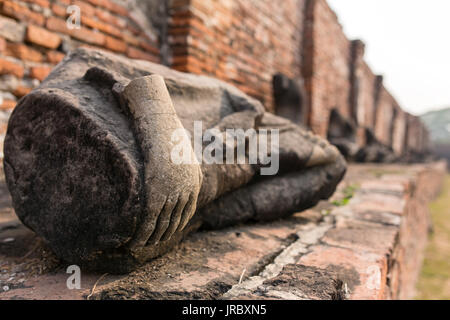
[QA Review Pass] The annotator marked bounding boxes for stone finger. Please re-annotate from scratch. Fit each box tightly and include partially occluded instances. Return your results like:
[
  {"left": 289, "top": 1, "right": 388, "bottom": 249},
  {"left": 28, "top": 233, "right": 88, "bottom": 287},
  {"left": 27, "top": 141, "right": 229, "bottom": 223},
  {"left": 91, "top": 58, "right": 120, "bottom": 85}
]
[
  {"left": 177, "top": 191, "right": 198, "bottom": 232},
  {"left": 161, "top": 192, "right": 190, "bottom": 241},
  {"left": 148, "top": 194, "right": 178, "bottom": 244},
  {"left": 128, "top": 194, "right": 167, "bottom": 250}
]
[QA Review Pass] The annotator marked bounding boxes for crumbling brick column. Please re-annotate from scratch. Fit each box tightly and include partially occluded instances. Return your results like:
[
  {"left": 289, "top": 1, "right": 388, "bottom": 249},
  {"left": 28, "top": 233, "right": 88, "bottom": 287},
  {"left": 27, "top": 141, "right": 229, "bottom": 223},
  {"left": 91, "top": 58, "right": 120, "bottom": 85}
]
[
  {"left": 349, "top": 39, "right": 378, "bottom": 148},
  {"left": 392, "top": 107, "right": 407, "bottom": 155},
  {"left": 405, "top": 114, "right": 427, "bottom": 154},
  {"left": 350, "top": 39, "right": 366, "bottom": 127},
  {"left": 302, "top": 0, "right": 352, "bottom": 138},
  {"left": 374, "top": 78, "right": 399, "bottom": 150}
]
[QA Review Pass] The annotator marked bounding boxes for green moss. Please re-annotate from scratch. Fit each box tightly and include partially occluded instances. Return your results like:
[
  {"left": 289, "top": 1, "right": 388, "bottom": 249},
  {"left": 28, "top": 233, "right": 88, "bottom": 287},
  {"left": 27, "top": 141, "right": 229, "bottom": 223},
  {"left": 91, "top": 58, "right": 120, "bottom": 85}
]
[{"left": 331, "top": 184, "right": 359, "bottom": 207}]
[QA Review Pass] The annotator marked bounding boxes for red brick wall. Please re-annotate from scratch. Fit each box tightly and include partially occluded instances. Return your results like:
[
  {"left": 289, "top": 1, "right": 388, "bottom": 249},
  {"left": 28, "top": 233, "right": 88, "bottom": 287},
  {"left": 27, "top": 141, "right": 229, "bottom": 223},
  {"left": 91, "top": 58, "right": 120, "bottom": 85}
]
[
  {"left": 167, "top": 0, "right": 428, "bottom": 157},
  {"left": 0, "top": 0, "right": 431, "bottom": 158},
  {"left": 406, "top": 114, "right": 429, "bottom": 154},
  {"left": 301, "top": 0, "right": 425, "bottom": 156},
  {"left": 0, "top": 0, "right": 160, "bottom": 156},
  {"left": 168, "top": 0, "right": 306, "bottom": 112},
  {"left": 0, "top": 0, "right": 160, "bottom": 106}
]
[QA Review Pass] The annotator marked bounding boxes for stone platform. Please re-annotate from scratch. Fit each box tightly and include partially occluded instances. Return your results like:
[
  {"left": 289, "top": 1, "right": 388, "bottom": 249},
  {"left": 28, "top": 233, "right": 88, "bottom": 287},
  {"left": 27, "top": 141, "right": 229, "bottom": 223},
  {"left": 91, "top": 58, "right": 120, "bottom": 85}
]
[{"left": 0, "top": 162, "right": 446, "bottom": 300}]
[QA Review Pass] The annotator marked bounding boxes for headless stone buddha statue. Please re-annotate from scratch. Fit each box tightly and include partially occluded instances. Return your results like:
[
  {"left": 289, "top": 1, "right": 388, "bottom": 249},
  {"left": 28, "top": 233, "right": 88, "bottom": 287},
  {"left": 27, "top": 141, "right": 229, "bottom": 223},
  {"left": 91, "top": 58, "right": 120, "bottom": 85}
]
[{"left": 3, "top": 48, "right": 346, "bottom": 273}]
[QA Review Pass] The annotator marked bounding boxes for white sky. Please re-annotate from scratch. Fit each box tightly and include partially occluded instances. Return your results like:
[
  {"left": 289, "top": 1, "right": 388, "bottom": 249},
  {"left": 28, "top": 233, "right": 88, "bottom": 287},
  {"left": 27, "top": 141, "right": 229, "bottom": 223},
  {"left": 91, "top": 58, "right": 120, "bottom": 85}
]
[{"left": 327, "top": 0, "right": 450, "bottom": 115}]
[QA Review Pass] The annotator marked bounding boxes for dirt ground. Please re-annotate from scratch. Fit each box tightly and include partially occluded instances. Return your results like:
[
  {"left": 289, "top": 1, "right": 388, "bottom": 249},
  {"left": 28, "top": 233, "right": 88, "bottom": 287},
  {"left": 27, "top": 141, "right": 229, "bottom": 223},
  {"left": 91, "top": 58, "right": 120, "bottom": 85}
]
[{"left": 416, "top": 175, "right": 450, "bottom": 300}]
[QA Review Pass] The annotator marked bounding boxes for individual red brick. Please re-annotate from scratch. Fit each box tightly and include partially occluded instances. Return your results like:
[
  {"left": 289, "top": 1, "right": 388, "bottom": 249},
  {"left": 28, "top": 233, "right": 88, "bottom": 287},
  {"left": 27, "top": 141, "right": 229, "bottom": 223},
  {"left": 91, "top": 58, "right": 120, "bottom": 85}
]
[
  {"left": 105, "top": 23, "right": 124, "bottom": 38},
  {"left": 86, "top": 0, "right": 111, "bottom": 10},
  {"left": 0, "top": 15, "right": 26, "bottom": 42},
  {"left": 71, "top": 27, "right": 105, "bottom": 46},
  {"left": 0, "top": 99, "right": 16, "bottom": 111},
  {"left": 0, "top": 37, "right": 5, "bottom": 53},
  {"left": 46, "top": 17, "right": 105, "bottom": 46},
  {"left": 171, "top": 55, "right": 190, "bottom": 66},
  {"left": 1, "top": 1, "right": 46, "bottom": 26},
  {"left": 322, "top": 218, "right": 399, "bottom": 255},
  {"left": 171, "top": 64, "right": 188, "bottom": 73},
  {"left": 51, "top": 3, "right": 67, "bottom": 17},
  {"left": 95, "top": 8, "right": 126, "bottom": 28},
  {"left": 26, "top": 25, "right": 62, "bottom": 49},
  {"left": 169, "top": 15, "right": 190, "bottom": 28},
  {"left": 108, "top": 1, "right": 128, "bottom": 17},
  {"left": 360, "top": 179, "right": 408, "bottom": 195},
  {"left": 81, "top": 16, "right": 122, "bottom": 38},
  {"left": 5, "top": 43, "right": 43, "bottom": 62},
  {"left": 0, "top": 123, "right": 8, "bottom": 136},
  {"left": 21, "top": 0, "right": 50, "bottom": 8},
  {"left": 13, "top": 86, "right": 32, "bottom": 98},
  {"left": 29, "top": 65, "right": 52, "bottom": 81},
  {"left": 140, "top": 41, "right": 160, "bottom": 56},
  {"left": 104, "top": 36, "right": 127, "bottom": 53},
  {"left": 80, "top": 15, "right": 103, "bottom": 30},
  {"left": 126, "top": 46, "right": 158, "bottom": 63},
  {"left": 121, "top": 32, "right": 140, "bottom": 47},
  {"left": 72, "top": 0, "right": 95, "bottom": 17},
  {"left": 46, "top": 51, "right": 65, "bottom": 64},
  {"left": 45, "top": 16, "right": 69, "bottom": 34},
  {"left": 0, "top": 57, "right": 24, "bottom": 78},
  {"left": 354, "top": 193, "right": 407, "bottom": 216},
  {"left": 94, "top": 8, "right": 113, "bottom": 23}
]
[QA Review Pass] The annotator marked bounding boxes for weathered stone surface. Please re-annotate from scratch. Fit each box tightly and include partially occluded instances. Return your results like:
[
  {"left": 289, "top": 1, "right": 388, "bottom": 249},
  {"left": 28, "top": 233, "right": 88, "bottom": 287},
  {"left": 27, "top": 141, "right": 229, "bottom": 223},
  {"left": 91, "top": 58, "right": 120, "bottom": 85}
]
[
  {"left": 352, "top": 193, "right": 407, "bottom": 216},
  {"left": 297, "top": 245, "right": 388, "bottom": 300},
  {"left": 91, "top": 218, "right": 307, "bottom": 300},
  {"left": 322, "top": 218, "right": 399, "bottom": 255},
  {"left": 119, "top": 75, "right": 203, "bottom": 249},
  {"left": 230, "top": 264, "right": 350, "bottom": 300},
  {"left": 3, "top": 48, "right": 346, "bottom": 273}
]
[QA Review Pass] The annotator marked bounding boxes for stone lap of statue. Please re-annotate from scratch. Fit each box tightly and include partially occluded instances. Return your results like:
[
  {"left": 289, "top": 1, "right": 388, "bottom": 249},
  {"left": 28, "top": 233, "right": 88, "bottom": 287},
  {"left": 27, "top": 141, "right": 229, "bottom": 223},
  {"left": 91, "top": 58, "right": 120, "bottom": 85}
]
[{"left": 3, "top": 48, "right": 346, "bottom": 273}]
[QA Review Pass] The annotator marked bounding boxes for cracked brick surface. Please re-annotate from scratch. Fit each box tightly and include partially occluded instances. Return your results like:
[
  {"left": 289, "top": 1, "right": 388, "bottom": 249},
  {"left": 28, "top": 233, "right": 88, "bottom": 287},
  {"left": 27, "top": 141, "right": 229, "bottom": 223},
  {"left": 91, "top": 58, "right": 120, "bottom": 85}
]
[{"left": 0, "top": 162, "right": 446, "bottom": 300}]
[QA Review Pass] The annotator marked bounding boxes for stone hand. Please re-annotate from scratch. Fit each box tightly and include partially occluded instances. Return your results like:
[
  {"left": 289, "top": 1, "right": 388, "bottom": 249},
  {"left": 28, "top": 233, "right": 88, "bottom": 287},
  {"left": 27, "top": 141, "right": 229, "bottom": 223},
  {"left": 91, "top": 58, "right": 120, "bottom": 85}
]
[{"left": 120, "top": 75, "right": 203, "bottom": 250}]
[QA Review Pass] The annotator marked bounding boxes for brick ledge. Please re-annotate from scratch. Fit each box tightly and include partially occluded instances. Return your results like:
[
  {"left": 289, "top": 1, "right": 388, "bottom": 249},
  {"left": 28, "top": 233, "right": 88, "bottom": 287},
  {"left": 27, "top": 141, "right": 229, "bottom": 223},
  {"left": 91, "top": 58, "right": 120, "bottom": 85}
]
[{"left": 0, "top": 162, "right": 446, "bottom": 300}]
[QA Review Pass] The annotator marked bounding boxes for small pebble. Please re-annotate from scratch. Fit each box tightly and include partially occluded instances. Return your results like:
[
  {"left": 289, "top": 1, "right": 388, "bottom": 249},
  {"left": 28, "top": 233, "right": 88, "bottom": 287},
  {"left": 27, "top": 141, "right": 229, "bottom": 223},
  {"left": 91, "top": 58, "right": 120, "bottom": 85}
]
[{"left": 2, "top": 285, "right": 9, "bottom": 292}]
